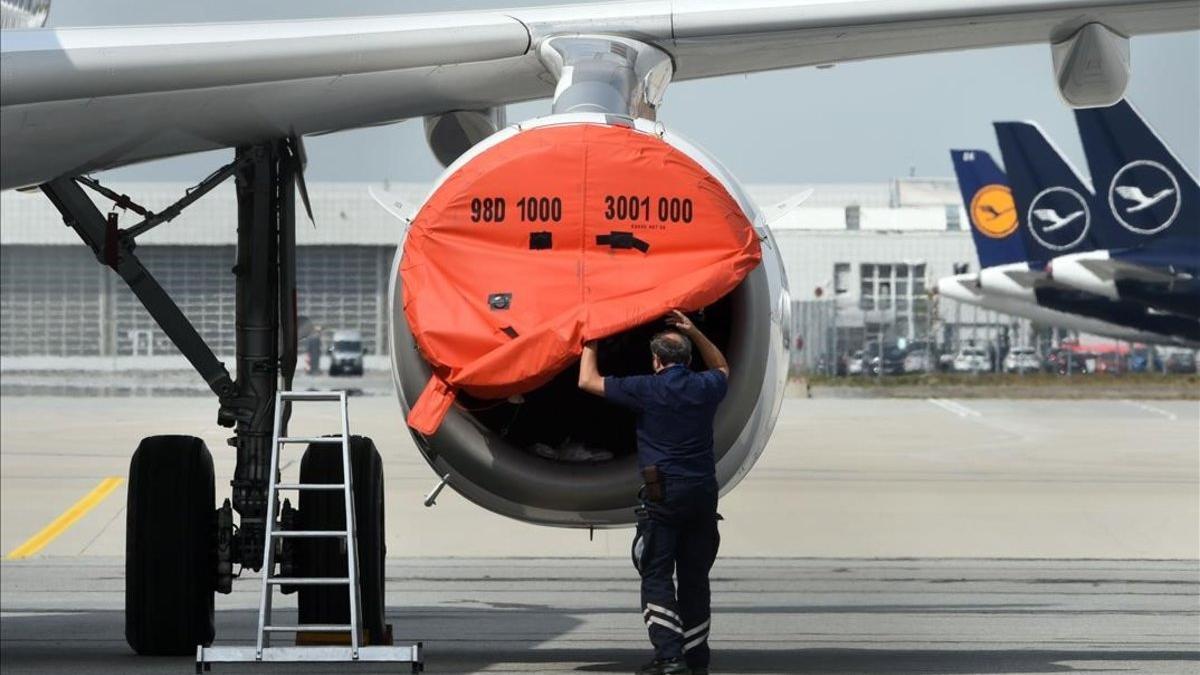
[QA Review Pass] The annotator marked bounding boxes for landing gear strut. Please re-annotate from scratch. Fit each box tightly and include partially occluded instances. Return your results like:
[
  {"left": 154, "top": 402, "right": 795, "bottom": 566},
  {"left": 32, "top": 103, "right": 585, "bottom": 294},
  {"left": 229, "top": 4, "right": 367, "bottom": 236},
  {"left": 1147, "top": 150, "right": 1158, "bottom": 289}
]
[
  {"left": 38, "top": 139, "right": 381, "bottom": 655},
  {"left": 224, "top": 141, "right": 299, "bottom": 571}
]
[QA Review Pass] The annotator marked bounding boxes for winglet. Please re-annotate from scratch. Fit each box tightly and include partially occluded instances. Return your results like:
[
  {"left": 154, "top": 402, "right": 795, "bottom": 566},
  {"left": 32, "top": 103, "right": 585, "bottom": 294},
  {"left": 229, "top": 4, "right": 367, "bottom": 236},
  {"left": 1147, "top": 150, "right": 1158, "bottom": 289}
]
[
  {"left": 764, "top": 187, "right": 814, "bottom": 225},
  {"left": 368, "top": 185, "right": 416, "bottom": 225}
]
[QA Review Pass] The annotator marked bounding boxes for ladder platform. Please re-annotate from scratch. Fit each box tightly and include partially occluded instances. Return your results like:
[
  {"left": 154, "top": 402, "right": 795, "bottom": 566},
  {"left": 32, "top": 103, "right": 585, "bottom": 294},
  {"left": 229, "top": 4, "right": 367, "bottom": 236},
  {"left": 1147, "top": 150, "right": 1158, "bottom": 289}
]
[
  {"left": 264, "top": 624, "right": 352, "bottom": 632},
  {"left": 266, "top": 577, "right": 351, "bottom": 585},
  {"left": 270, "top": 530, "right": 347, "bottom": 538},
  {"left": 278, "top": 436, "right": 345, "bottom": 444},
  {"left": 197, "top": 645, "right": 423, "bottom": 671},
  {"left": 280, "top": 391, "right": 347, "bottom": 401},
  {"left": 275, "top": 482, "right": 346, "bottom": 491}
]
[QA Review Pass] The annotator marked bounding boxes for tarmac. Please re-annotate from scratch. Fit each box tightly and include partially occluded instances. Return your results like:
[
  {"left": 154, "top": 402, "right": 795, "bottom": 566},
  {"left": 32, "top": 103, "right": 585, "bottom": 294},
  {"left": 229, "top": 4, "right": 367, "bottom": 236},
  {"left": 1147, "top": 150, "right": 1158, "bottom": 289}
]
[{"left": 1, "top": 389, "right": 1198, "bottom": 672}]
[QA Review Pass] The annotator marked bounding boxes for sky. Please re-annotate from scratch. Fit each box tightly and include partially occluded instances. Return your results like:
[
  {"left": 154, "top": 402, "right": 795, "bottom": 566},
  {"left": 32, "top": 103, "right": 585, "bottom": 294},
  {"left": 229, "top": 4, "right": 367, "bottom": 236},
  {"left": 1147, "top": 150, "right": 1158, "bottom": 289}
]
[{"left": 50, "top": 0, "right": 1200, "bottom": 185}]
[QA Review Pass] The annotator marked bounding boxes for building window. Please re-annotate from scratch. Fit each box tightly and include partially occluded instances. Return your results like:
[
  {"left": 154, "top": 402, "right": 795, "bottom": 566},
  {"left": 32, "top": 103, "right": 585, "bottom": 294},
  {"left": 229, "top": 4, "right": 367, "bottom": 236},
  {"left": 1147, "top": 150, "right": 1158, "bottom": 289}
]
[
  {"left": 845, "top": 205, "right": 860, "bottom": 230},
  {"left": 857, "top": 260, "right": 928, "bottom": 340},
  {"left": 946, "top": 204, "right": 961, "bottom": 230},
  {"left": 834, "top": 263, "right": 850, "bottom": 294}
]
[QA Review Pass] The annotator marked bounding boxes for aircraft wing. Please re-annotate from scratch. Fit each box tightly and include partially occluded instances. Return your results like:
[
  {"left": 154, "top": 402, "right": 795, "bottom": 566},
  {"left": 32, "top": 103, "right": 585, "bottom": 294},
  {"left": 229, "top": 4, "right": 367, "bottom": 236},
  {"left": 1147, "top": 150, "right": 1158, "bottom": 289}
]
[{"left": 3, "top": 0, "right": 1198, "bottom": 189}]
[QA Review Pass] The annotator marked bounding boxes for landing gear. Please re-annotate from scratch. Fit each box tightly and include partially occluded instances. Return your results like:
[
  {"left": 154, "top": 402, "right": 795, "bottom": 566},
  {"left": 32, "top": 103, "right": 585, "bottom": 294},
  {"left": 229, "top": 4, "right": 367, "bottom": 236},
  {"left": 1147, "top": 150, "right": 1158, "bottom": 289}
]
[
  {"left": 125, "top": 436, "right": 217, "bottom": 655},
  {"left": 39, "top": 139, "right": 389, "bottom": 653},
  {"left": 295, "top": 437, "right": 388, "bottom": 644}
]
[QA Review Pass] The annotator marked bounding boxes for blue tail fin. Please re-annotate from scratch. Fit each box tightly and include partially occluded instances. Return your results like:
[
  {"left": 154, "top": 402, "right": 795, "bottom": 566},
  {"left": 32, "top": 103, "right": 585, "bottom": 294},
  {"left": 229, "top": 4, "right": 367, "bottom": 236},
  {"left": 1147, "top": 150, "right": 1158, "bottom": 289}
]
[
  {"left": 994, "top": 121, "right": 1110, "bottom": 264},
  {"left": 949, "top": 149, "right": 1026, "bottom": 269},
  {"left": 1075, "top": 99, "right": 1199, "bottom": 242}
]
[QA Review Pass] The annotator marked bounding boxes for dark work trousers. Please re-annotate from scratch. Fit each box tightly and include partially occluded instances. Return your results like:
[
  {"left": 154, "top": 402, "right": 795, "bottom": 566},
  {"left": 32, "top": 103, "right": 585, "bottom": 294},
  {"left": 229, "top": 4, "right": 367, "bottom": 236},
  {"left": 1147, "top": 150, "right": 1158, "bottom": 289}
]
[{"left": 634, "top": 476, "right": 720, "bottom": 667}]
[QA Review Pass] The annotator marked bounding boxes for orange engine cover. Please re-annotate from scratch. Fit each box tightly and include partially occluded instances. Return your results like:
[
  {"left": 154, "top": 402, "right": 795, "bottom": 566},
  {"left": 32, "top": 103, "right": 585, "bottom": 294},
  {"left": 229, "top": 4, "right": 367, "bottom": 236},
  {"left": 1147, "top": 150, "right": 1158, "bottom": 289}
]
[{"left": 401, "top": 121, "right": 762, "bottom": 434}]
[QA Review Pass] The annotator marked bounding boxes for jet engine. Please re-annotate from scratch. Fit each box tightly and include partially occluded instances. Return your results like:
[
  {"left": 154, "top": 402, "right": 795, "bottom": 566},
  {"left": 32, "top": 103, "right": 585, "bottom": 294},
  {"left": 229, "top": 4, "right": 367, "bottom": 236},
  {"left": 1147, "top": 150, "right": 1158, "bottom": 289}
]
[{"left": 389, "top": 113, "right": 788, "bottom": 527}]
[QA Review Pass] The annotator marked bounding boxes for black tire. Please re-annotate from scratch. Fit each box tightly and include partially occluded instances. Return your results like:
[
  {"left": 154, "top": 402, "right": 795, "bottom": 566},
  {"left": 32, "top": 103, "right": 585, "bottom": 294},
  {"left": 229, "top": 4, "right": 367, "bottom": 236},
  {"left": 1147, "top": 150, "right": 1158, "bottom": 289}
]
[
  {"left": 125, "top": 435, "right": 216, "bottom": 655},
  {"left": 296, "top": 436, "right": 387, "bottom": 644}
]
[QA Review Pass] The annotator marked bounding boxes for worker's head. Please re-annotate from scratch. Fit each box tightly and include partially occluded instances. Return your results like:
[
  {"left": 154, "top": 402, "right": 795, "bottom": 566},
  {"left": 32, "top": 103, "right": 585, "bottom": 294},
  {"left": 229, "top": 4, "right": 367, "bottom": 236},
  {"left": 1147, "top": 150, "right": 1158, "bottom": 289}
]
[{"left": 650, "top": 331, "right": 692, "bottom": 372}]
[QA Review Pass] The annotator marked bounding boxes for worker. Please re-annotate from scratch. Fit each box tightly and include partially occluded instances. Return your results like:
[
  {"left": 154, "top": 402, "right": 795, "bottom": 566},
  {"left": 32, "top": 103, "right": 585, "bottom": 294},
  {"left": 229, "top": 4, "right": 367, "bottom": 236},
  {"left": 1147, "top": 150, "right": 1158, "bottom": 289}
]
[{"left": 578, "top": 309, "right": 728, "bottom": 675}]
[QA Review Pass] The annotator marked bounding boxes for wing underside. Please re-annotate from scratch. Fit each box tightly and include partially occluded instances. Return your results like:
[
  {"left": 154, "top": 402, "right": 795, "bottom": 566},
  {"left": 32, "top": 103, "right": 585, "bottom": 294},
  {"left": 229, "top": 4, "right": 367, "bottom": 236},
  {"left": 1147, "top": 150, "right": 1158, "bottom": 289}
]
[{"left": 2, "top": 0, "right": 1197, "bottom": 188}]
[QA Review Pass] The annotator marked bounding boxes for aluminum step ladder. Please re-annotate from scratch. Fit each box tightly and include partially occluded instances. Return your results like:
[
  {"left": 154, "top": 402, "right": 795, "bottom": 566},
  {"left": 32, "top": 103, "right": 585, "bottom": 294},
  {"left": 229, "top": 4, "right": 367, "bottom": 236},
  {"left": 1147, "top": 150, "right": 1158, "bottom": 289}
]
[{"left": 197, "top": 390, "right": 422, "bottom": 671}]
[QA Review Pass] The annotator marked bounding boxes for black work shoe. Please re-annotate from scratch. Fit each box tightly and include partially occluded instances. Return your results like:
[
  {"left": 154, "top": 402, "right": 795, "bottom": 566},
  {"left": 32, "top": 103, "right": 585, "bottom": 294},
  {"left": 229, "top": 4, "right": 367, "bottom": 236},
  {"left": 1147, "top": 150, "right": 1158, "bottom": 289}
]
[
  {"left": 688, "top": 668, "right": 709, "bottom": 675},
  {"left": 636, "top": 657, "right": 690, "bottom": 675}
]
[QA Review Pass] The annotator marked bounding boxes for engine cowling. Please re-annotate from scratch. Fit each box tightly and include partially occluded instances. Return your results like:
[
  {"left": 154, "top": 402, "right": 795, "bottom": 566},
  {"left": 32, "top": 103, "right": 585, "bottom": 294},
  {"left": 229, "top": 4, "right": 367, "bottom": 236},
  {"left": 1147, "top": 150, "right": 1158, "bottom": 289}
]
[{"left": 389, "top": 113, "right": 789, "bottom": 527}]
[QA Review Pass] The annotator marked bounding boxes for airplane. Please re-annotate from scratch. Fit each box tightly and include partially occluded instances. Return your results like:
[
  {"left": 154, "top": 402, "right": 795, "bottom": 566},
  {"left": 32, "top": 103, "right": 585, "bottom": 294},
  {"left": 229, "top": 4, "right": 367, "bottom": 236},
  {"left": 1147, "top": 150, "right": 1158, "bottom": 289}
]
[
  {"left": 1050, "top": 100, "right": 1200, "bottom": 319},
  {"left": 994, "top": 114, "right": 1200, "bottom": 341},
  {"left": 938, "top": 113, "right": 1200, "bottom": 345},
  {"left": 939, "top": 148, "right": 1180, "bottom": 345},
  {"left": 2, "top": 0, "right": 1198, "bottom": 658}
]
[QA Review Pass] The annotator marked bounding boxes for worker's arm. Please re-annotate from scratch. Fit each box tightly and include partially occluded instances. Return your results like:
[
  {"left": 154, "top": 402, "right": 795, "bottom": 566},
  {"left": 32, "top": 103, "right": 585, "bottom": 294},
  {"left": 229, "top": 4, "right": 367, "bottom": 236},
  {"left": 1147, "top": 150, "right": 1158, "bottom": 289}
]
[
  {"left": 578, "top": 341, "right": 606, "bottom": 396},
  {"left": 667, "top": 310, "right": 729, "bottom": 377}
]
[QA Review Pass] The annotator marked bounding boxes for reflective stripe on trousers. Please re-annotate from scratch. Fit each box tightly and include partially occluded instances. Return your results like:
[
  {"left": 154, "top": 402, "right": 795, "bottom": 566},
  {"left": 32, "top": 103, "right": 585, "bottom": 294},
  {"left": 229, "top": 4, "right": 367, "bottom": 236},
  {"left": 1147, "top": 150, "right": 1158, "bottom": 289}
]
[{"left": 635, "top": 477, "right": 720, "bottom": 666}]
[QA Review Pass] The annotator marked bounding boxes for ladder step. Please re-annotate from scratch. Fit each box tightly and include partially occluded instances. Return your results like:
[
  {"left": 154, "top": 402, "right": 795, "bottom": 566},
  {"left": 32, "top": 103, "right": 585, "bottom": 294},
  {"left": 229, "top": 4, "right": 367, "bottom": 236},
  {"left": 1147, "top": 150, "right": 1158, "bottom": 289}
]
[
  {"left": 267, "top": 577, "right": 351, "bottom": 585},
  {"left": 263, "top": 624, "right": 352, "bottom": 632},
  {"left": 278, "top": 436, "right": 345, "bottom": 444},
  {"left": 275, "top": 483, "right": 346, "bottom": 491},
  {"left": 271, "top": 530, "right": 348, "bottom": 538},
  {"left": 280, "top": 392, "right": 344, "bottom": 401}
]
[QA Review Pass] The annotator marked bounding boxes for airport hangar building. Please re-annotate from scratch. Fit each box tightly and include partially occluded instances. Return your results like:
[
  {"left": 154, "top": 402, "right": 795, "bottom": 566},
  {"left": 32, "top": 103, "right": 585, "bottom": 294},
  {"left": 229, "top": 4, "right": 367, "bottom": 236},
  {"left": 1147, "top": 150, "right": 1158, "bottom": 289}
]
[{"left": 0, "top": 180, "right": 1026, "bottom": 373}]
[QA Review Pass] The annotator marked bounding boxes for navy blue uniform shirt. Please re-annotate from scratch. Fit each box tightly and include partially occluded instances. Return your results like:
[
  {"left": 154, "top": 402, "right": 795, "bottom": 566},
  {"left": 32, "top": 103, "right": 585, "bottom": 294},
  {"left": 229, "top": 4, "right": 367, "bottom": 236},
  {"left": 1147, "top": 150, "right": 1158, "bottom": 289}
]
[{"left": 604, "top": 364, "right": 728, "bottom": 479}]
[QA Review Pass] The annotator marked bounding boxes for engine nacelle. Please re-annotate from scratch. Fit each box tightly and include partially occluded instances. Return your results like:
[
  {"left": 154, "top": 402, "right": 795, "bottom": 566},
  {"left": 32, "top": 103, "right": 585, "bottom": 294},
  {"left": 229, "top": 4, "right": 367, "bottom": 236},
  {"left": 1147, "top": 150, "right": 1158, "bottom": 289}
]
[{"left": 390, "top": 114, "right": 789, "bottom": 527}]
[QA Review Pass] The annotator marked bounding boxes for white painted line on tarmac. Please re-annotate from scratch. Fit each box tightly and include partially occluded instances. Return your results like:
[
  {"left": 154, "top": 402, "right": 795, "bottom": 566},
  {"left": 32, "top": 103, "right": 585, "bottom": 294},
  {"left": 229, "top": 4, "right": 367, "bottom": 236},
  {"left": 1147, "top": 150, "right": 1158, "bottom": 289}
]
[
  {"left": 927, "top": 398, "right": 982, "bottom": 418},
  {"left": 1122, "top": 399, "right": 1178, "bottom": 421}
]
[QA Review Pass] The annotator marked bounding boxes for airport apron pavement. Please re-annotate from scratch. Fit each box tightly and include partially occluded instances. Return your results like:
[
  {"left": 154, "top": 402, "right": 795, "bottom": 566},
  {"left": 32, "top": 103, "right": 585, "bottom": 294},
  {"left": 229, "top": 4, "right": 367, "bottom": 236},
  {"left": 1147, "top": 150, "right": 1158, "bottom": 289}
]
[{"left": 1, "top": 396, "right": 1197, "bottom": 672}]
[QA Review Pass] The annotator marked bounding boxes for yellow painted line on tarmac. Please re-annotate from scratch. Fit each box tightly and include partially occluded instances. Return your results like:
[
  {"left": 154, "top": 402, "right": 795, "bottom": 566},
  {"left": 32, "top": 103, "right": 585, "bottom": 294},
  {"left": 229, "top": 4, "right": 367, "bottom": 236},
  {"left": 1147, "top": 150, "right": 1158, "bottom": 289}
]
[{"left": 5, "top": 477, "right": 124, "bottom": 560}]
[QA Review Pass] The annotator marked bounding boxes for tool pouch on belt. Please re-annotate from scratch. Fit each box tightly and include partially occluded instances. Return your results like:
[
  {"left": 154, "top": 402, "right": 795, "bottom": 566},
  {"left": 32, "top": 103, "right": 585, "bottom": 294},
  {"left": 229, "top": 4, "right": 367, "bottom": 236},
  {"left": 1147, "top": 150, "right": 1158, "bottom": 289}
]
[
  {"left": 631, "top": 518, "right": 649, "bottom": 576},
  {"left": 641, "top": 465, "right": 664, "bottom": 503}
]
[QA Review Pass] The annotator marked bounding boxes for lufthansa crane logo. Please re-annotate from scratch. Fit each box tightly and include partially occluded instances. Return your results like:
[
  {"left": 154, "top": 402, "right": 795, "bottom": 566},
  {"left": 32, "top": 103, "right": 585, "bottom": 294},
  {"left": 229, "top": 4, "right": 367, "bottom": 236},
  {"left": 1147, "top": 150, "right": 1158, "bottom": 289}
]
[
  {"left": 1026, "top": 186, "right": 1090, "bottom": 251},
  {"left": 969, "top": 184, "right": 1018, "bottom": 239},
  {"left": 1108, "top": 160, "right": 1180, "bottom": 235}
]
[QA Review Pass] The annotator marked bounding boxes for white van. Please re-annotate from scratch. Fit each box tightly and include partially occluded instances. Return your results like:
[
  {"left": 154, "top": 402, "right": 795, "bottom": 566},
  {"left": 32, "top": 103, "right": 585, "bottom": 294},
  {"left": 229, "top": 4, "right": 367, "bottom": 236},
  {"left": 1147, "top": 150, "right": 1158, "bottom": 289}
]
[{"left": 328, "top": 329, "right": 365, "bottom": 376}]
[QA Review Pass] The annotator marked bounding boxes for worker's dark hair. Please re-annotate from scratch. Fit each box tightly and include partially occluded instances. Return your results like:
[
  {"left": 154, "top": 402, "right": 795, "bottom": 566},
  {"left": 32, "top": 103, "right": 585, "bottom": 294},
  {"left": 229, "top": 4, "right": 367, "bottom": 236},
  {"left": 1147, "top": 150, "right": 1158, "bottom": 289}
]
[{"left": 650, "top": 331, "right": 692, "bottom": 367}]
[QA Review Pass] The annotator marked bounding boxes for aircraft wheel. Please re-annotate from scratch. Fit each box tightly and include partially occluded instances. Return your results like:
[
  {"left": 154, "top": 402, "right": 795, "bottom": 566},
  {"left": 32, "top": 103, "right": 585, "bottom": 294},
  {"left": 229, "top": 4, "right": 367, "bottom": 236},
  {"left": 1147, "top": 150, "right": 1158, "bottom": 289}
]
[
  {"left": 125, "top": 435, "right": 216, "bottom": 655},
  {"left": 296, "top": 436, "right": 387, "bottom": 644}
]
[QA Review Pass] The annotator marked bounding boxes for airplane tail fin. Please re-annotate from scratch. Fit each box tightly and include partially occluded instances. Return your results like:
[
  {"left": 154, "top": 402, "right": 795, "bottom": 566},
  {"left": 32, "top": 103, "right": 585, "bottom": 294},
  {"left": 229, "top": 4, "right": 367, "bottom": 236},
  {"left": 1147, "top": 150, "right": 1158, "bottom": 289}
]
[
  {"left": 994, "top": 121, "right": 1105, "bottom": 263},
  {"left": 949, "top": 149, "right": 1026, "bottom": 269},
  {"left": 1075, "top": 99, "right": 1199, "bottom": 241}
]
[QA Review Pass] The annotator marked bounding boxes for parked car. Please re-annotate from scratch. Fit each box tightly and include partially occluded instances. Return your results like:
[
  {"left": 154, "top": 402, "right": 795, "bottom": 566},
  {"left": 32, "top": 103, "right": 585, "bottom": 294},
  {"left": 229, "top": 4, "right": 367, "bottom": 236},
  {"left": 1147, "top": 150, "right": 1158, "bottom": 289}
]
[
  {"left": 937, "top": 351, "right": 957, "bottom": 372},
  {"left": 1095, "top": 352, "right": 1127, "bottom": 375},
  {"left": 1044, "top": 348, "right": 1068, "bottom": 373},
  {"left": 1048, "top": 350, "right": 1093, "bottom": 375},
  {"left": 866, "top": 344, "right": 906, "bottom": 376},
  {"left": 1128, "top": 347, "right": 1162, "bottom": 373},
  {"left": 1165, "top": 351, "right": 1198, "bottom": 374},
  {"left": 1003, "top": 347, "right": 1040, "bottom": 373},
  {"left": 903, "top": 349, "right": 934, "bottom": 374},
  {"left": 328, "top": 329, "right": 365, "bottom": 376},
  {"left": 847, "top": 350, "right": 865, "bottom": 376},
  {"left": 953, "top": 347, "right": 990, "bottom": 373}
]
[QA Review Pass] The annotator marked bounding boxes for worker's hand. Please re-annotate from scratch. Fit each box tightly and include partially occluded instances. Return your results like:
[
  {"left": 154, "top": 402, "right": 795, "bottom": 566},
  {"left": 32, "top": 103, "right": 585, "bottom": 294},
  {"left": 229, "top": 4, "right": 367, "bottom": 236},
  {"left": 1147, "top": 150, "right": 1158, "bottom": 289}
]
[{"left": 665, "top": 310, "right": 696, "bottom": 335}]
